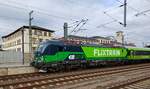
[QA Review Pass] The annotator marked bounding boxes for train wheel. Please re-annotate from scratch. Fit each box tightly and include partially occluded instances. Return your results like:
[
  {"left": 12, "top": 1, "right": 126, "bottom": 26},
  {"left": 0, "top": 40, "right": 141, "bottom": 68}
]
[
  {"left": 64, "top": 64, "right": 71, "bottom": 71},
  {"left": 81, "top": 63, "right": 87, "bottom": 69}
]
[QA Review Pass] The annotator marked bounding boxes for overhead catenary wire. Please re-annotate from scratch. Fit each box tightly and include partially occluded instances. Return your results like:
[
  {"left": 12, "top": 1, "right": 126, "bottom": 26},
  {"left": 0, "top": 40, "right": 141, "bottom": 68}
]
[
  {"left": 0, "top": 0, "right": 90, "bottom": 36},
  {"left": 102, "top": 0, "right": 145, "bottom": 28},
  {"left": 0, "top": 1, "right": 77, "bottom": 21},
  {"left": 103, "top": 12, "right": 117, "bottom": 21},
  {"left": 73, "top": 19, "right": 88, "bottom": 34},
  {"left": 97, "top": 20, "right": 117, "bottom": 28},
  {"left": 70, "top": 19, "right": 85, "bottom": 34},
  {"left": 69, "top": 19, "right": 88, "bottom": 35},
  {"left": 0, "top": 0, "right": 149, "bottom": 45},
  {"left": 67, "top": 0, "right": 127, "bottom": 29},
  {"left": 116, "top": 0, "right": 149, "bottom": 17},
  {"left": 0, "top": 1, "right": 84, "bottom": 36},
  {"left": 135, "top": 9, "right": 150, "bottom": 16},
  {"left": 68, "top": 21, "right": 80, "bottom": 28},
  {"left": 116, "top": 0, "right": 138, "bottom": 12},
  {"left": 103, "top": 12, "right": 124, "bottom": 25},
  {"left": 0, "top": 0, "right": 124, "bottom": 32},
  {"left": 98, "top": 1, "right": 125, "bottom": 28},
  {"left": 103, "top": 5, "right": 123, "bottom": 13}
]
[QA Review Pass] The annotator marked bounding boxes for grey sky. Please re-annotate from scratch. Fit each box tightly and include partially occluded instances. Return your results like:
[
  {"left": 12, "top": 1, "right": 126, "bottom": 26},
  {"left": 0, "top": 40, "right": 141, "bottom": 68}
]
[{"left": 0, "top": 0, "right": 150, "bottom": 47}]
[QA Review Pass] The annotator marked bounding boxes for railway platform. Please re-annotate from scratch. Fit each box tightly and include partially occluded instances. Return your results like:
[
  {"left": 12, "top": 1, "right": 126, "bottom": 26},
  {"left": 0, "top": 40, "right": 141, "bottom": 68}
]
[{"left": 0, "top": 63, "right": 38, "bottom": 76}]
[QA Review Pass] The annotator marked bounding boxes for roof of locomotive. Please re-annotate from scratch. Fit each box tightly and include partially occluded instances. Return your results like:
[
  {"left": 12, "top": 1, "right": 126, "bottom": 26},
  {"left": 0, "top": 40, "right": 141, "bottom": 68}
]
[
  {"left": 40, "top": 40, "right": 150, "bottom": 52},
  {"left": 40, "top": 40, "right": 64, "bottom": 46},
  {"left": 41, "top": 40, "right": 125, "bottom": 48}
]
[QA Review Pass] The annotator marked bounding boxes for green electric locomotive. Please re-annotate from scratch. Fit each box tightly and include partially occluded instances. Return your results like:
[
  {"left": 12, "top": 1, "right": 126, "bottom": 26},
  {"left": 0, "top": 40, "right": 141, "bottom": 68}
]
[{"left": 31, "top": 40, "right": 150, "bottom": 71}]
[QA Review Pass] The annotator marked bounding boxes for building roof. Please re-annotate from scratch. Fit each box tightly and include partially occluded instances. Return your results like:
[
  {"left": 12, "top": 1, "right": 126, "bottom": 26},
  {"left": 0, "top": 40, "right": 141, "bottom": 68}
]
[
  {"left": 116, "top": 31, "right": 123, "bottom": 33},
  {"left": 91, "top": 36, "right": 111, "bottom": 40},
  {"left": 67, "top": 35, "right": 97, "bottom": 40},
  {"left": 2, "top": 25, "right": 55, "bottom": 38},
  {"left": 112, "top": 41, "right": 136, "bottom": 47},
  {"left": 61, "top": 35, "right": 112, "bottom": 41}
]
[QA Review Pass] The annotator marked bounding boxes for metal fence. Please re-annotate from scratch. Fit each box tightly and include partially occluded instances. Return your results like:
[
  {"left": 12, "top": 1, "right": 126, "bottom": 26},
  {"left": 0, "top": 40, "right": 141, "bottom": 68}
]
[{"left": 0, "top": 51, "right": 23, "bottom": 64}]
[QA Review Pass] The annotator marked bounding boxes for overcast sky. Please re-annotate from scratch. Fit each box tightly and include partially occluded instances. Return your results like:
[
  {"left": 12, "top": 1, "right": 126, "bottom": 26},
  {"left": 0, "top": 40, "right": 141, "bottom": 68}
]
[{"left": 0, "top": 0, "right": 150, "bottom": 47}]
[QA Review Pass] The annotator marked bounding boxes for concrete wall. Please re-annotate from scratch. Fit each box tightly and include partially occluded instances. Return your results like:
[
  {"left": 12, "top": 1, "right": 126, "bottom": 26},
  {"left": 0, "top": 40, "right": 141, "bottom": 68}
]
[
  {"left": 24, "top": 53, "right": 33, "bottom": 63},
  {"left": 0, "top": 66, "right": 38, "bottom": 76},
  {"left": 0, "top": 51, "right": 22, "bottom": 64}
]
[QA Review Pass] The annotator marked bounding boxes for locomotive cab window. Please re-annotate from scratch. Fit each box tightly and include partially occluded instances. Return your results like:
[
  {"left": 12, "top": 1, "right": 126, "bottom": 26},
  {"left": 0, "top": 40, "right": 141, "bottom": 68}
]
[
  {"left": 130, "top": 51, "right": 134, "bottom": 55},
  {"left": 58, "top": 46, "right": 64, "bottom": 51},
  {"left": 37, "top": 44, "right": 44, "bottom": 52},
  {"left": 64, "top": 45, "right": 82, "bottom": 52},
  {"left": 44, "top": 45, "right": 59, "bottom": 55},
  {"left": 134, "top": 51, "right": 150, "bottom": 55}
]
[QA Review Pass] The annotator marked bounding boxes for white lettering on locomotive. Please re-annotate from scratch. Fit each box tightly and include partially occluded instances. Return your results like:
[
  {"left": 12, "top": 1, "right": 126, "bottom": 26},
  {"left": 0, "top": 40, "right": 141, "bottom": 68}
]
[{"left": 94, "top": 49, "right": 121, "bottom": 57}]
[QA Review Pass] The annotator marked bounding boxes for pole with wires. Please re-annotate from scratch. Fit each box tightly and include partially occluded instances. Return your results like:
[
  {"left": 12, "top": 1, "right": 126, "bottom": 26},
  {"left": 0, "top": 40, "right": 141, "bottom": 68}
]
[
  {"left": 29, "top": 10, "right": 34, "bottom": 61},
  {"left": 124, "top": 0, "right": 127, "bottom": 27},
  {"left": 64, "top": 22, "right": 68, "bottom": 40}
]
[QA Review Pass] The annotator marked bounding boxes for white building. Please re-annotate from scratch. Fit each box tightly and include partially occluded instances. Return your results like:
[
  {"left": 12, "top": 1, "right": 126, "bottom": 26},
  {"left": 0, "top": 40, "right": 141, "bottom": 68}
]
[
  {"left": 116, "top": 31, "right": 124, "bottom": 44},
  {"left": 2, "top": 26, "right": 54, "bottom": 62},
  {"left": 60, "top": 35, "right": 113, "bottom": 46},
  {"left": 91, "top": 36, "right": 112, "bottom": 45}
]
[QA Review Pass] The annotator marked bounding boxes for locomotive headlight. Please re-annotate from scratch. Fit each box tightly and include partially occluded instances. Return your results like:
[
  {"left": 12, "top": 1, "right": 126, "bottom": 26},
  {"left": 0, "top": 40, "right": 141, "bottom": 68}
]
[
  {"left": 37, "top": 57, "right": 44, "bottom": 62},
  {"left": 41, "top": 57, "right": 44, "bottom": 61},
  {"left": 69, "top": 55, "right": 75, "bottom": 60}
]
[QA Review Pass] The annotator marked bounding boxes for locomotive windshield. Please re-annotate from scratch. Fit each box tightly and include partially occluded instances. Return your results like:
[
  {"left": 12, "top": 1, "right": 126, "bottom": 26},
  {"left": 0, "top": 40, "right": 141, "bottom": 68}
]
[
  {"left": 35, "top": 43, "right": 47, "bottom": 56},
  {"left": 34, "top": 40, "right": 84, "bottom": 57},
  {"left": 37, "top": 44, "right": 44, "bottom": 52}
]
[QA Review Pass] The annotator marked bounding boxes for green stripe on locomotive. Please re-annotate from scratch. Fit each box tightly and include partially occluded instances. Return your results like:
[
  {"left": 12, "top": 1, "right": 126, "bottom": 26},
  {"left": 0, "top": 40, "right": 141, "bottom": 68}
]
[
  {"left": 127, "top": 47, "right": 150, "bottom": 60},
  {"left": 81, "top": 46, "right": 128, "bottom": 60},
  {"left": 127, "top": 48, "right": 150, "bottom": 51},
  {"left": 34, "top": 41, "right": 150, "bottom": 64},
  {"left": 127, "top": 55, "right": 150, "bottom": 60}
]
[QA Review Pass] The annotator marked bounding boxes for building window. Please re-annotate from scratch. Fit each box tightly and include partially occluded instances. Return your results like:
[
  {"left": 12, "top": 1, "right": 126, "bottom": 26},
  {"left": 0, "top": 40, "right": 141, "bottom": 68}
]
[
  {"left": 100, "top": 40, "right": 102, "bottom": 43},
  {"left": 117, "top": 34, "right": 120, "bottom": 36},
  {"left": 49, "top": 33, "right": 51, "bottom": 36},
  {"left": 39, "top": 39, "right": 43, "bottom": 42},
  {"left": 17, "top": 39, "right": 21, "bottom": 45},
  {"left": 34, "top": 30, "right": 37, "bottom": 35},
  {"left": 102, "top": 41, "right": 104, "bottom": 44},
  {"left": 32, "top": 47, "right": 36, "bottom": 52},
  {"left": 17, "top": 48, "right": 21, "bottom": 51},
  {"left": 44, "top": 32, "right": 47, "bottom": 36},
  {"left": 32, "top": 38, "right": 37, "bottom": 44},
  {"left": 38, "top": 31, "right": 42, "bottom": 36},
  {"left": 13, "top": 41, "right": 16, "bottom": 46},
  {"left": 45, "top": 39, "right": 49, "bottom": 41}
]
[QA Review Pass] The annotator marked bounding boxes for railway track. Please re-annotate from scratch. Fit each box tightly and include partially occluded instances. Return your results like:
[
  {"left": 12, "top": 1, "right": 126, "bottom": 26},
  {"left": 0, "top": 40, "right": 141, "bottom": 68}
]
[
  {"left": 62, "top": 67, "right": 150, "bottom": 89},
  {"left": 0, "top": 63, "right": 149, "bottom": 82},
  {"left": 0, "top": 72, "right": 41, "bottom": 80},
  {"left": 118, "top": 78, "right": 150, "bottom": 89},
  {"left": 107, "top": 76, "right": 150, "bottom": 89},
  {"left": 0, "top": 63, "right": 150, "bottom": 89},
  {"left": 101, "top": 70, "right": 150, "bottom": 89}
]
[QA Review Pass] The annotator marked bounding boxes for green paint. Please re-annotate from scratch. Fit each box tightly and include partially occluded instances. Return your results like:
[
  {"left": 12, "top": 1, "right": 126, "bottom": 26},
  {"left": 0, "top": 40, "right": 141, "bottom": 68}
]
[
  {"left": 127, "top": 48, "right": 150, "bottom": 51},
  {"left": 34, "top": 46, "right": 150, "bottom": 64},
  {"left": 81, "top": 46, "right": 127, "bottom": 58},
  {"left": 128, "top": 55, "right": 150, "bottom": 60},
  {"left": 127, "top": 47, "right": 150, "bottom": 60}
]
